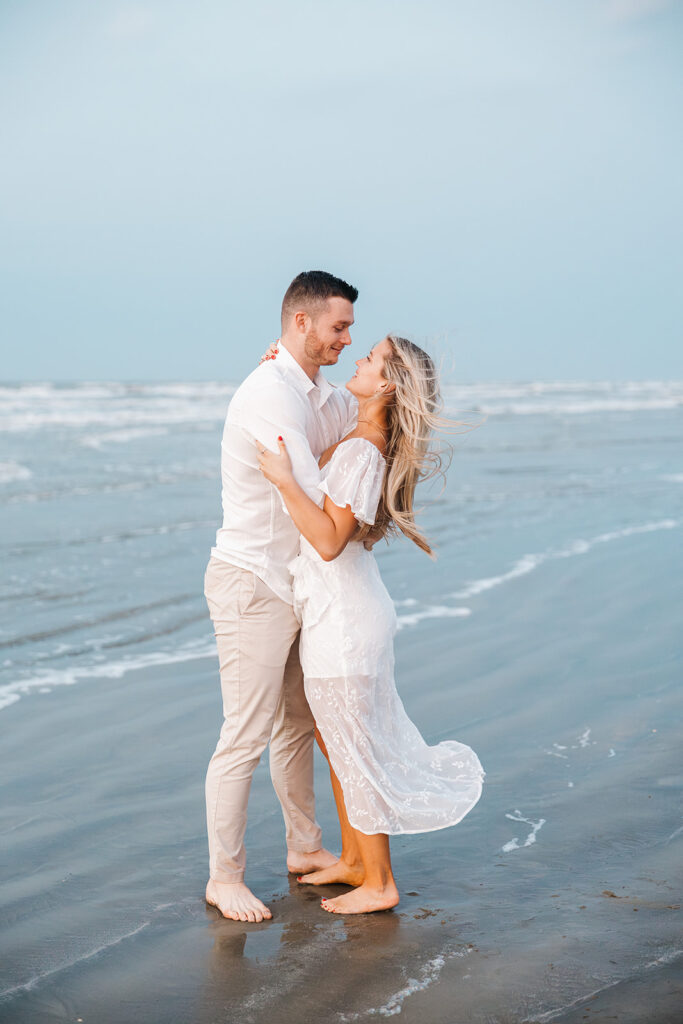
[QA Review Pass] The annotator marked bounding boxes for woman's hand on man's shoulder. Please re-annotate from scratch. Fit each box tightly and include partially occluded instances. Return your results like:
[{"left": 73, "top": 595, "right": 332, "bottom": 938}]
[{"left": 259, "top": 340, "right": 280, "bottom": 365}]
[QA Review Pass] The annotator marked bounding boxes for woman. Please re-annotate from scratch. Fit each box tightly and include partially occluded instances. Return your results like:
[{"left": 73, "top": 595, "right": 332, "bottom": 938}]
[{"left": 257, "top": 335, "right": 484, "bottom": 914}]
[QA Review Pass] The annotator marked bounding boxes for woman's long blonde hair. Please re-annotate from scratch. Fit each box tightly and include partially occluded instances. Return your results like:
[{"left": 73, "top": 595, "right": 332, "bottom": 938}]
[{"left": 358, "top": 335, "right": 457, "bottom": 557}]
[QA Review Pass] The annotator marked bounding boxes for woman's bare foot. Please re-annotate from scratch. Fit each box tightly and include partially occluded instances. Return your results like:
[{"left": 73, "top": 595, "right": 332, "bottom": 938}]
[
  {"left": 297, "top": 857, "right": 365, "bottom": 887},
  {"left": 286, "top": 847, "right": 338, "bottom": 875},
  {"left": 321, "top": 881, "right": 399, "bottom": 915},
  {"left": 205, "top": 879, "right": 272, "bottom": 923}
]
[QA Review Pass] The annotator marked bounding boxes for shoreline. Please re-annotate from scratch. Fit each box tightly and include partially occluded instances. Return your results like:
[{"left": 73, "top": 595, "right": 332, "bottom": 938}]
[
  {"left": 2, "top": 528, "right": 682, "bottom": 1022},
  {"left": 2, "top": 399, "right": 682, "bottom": 1023}
]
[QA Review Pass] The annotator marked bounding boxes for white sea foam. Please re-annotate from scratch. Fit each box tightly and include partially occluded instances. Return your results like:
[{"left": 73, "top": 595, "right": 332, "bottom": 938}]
[
  {"left": 0, "top": 921, "right": 150, "bottom": 1000},
  {"left": 452, "top": 554, "right": 542, "bottom": 598},
  {"left": 523, "top": 949, "right": 683, "bottom": 1023},
  {"left": 524, "top": 977, "right": 625, "bottom": 1024},
  {"left": 643, "top": 948, "right": 683, "bottom": 969},
  {"left": 442, "top": 378, "right": 683, "bottom": 416},
  {"left": 339, "top": 948, "right": 472, "bottom": 1020},
  {"left": 452, "top": 518, "right": 681, "bottom": 600},
  {"left": 0, "top": 381, "right": 236, "bottom": 433},
  {"left": 0, "top": 461, "right": 32, "bottom": 483},
  {"left": 5, "top": 517, "right": 674, "bottom": 711},
  {"left": 82, "top": 427, "right": 168, "bottom": 448},
  {"left": 544, "top": 745, "right": 569, "bottom": 759},
  {"left": 1, "top": 379, "right": 681, "bottom": 433},
  {"left": 663, "top": 823, "right": 683, "bottom": 845},
  {"left": 502, "top": 810, "right": 546, "bottom": 852},
  {"left": 0, "top": 639, "right": 217, "bottom": 713},
  {"left": 0, "top": 599, "right": 470, "bottom": 712},
  {"left": 396, "top": 605, "right": 471, "bottom": 629},
  {"left": 0, "top": 599, "right": 467, "bottom": 711},
  {"left": 544, "top": 725, "right": 606, "bottom": 768}
]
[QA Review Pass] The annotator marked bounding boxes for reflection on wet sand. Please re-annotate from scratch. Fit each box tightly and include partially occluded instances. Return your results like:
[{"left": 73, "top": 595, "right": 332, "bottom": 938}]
[{"left": 202, "top": 876, "right": 407, "bottom": 1020}]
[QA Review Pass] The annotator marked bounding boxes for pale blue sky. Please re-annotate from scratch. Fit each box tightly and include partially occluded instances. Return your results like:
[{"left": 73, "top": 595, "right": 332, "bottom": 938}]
[{"left": 2, "top": 0, "right": 682, "bottom": 382}]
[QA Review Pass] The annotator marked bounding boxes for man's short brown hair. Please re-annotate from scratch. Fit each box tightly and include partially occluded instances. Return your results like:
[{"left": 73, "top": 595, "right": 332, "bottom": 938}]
[{"left": 281, "top": 270, "right": 358, "bottom": 328}]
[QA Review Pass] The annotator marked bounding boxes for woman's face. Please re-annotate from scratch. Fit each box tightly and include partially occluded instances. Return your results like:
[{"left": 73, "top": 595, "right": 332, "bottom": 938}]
[{"left": 346, "top": 336, "right": 394, "bottom": 398}]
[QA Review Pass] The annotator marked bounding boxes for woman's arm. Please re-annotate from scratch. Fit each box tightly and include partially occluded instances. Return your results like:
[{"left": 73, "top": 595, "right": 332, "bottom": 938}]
[{"left": 257, "top": 438, "right": 357, "bottom": 561}]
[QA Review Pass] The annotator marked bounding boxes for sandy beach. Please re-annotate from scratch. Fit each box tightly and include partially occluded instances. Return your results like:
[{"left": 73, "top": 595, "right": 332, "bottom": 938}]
[
  {"left": 1, "top": 382, "right": 681, "bottom": 1022},
  {"left": 2, "top": 517, "right": 681, "bottom": 1022}
]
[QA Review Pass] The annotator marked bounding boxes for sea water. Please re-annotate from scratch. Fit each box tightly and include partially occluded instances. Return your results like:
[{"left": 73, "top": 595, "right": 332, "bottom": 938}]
[
  {"left": 2, "top": 378, "right": 681, "bottom": 714},
  {"left": 0, "top": 378, "right": 681, "bottom": 1023}
]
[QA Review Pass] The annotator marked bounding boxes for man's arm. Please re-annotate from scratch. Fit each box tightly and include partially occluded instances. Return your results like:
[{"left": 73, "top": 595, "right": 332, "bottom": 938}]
[
  {"left": 257, "top": 438, "right": 358, "bottom": 561},
  {"left": 238, "top": 379, "right": 323, "bottom": 507}
]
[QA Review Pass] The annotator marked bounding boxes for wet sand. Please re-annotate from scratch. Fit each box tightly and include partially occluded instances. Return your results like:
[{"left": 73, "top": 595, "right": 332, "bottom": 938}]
[{"left": 1, "top": 523, "right": 681, "bottom": 1023}]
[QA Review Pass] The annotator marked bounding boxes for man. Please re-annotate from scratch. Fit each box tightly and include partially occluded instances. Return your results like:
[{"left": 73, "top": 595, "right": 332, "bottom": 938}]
[{"left": 204, "top": 270, "right": 359, "bottom": 922}]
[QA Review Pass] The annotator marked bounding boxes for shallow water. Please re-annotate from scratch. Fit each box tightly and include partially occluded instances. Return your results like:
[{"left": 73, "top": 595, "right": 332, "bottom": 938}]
[{"left": 0, "top": 379, "right": 681, "bottom": 1022}]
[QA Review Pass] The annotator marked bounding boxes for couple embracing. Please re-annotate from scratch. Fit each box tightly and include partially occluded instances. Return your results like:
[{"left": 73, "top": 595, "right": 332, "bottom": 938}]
[{"left": 204, "top": 270, "right": 484, "bottom": 921}]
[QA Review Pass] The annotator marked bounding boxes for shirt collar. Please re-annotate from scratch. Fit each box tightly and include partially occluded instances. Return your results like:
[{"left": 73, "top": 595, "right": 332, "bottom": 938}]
[{"left": 277, "top": 343, "right": 335, "bottom": 409}]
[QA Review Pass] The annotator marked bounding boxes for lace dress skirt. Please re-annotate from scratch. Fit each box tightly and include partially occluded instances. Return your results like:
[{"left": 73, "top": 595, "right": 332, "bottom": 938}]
[{"left": 290, "top": 538, "right": 485, "bottom": 836}]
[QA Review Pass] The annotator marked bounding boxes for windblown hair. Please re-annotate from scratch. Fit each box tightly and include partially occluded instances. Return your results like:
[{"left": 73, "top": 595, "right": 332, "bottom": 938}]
[
  {"left": 357, "top": 335, "right": 458, "bottom": 558},
  {"left": 281, "top": 270, "right": 358, "bottom": 329}
]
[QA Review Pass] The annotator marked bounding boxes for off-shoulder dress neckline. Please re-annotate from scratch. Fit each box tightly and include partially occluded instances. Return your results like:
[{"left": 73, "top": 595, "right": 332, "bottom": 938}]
[{"left": 322, "top": 435, "right": 387, "bottom": 470}]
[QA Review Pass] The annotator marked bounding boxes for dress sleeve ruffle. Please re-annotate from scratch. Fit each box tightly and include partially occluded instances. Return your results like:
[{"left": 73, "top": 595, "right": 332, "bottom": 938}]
[{"left": 319, "top": 438, "right": 386, "bottom": 525}]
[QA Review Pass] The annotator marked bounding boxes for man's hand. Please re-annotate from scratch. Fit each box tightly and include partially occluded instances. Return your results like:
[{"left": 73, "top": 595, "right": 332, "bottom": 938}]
[
  {"left": 363, "top": 527, "right": 384, "bottom": 551},
  {"left": 258, "top": 340, "right": 280, "bottom": 364},
  {"left": 256, "top": 436, "right": 294, "bottom": 489}
]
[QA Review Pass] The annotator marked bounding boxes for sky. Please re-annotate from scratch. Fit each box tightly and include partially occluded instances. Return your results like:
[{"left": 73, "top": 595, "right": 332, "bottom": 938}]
[{"left": 1, "top": 0, "right": 682, "bottom": 383}]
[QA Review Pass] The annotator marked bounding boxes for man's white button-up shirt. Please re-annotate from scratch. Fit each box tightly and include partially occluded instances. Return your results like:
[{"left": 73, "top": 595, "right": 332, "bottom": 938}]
[{"left": 211, "top": 344, "right": 357, "bottom": 604}]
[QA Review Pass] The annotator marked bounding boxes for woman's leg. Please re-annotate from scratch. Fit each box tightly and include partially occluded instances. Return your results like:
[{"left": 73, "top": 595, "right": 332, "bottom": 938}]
[
  {"left": 300, "top": 727, "right": 400, "bottom": 912},
  {"left": 321, "top": 828, "right": 399, "bottom": 914},
  {"left": 298, "top": 727, "right": 365, "bottom": 886}
]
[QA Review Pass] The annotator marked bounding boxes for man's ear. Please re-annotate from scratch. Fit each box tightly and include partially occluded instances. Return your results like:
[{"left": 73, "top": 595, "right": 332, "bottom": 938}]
[{"left": 294, "top": 310, "right": 309, "bottom": 333}]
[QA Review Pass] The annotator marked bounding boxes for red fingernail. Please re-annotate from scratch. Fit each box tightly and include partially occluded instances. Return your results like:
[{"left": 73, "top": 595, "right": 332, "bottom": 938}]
[
  {"left": 297, "top": 876, "right": 302, "bottom": 882},
  {"left": 278, "top": 435, "right": 283, "bottom": 441}
]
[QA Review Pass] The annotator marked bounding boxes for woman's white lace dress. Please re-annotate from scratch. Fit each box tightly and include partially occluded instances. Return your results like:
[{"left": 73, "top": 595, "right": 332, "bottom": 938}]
[{"left": 288, "top": 437, "right": 485, "bottom": 836}]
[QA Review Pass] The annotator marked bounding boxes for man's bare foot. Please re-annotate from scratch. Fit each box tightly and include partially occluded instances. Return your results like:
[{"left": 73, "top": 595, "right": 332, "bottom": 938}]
[
  {"left": 286, "top": 847, "right": 337, "bottom": 875},
  {"left": 321, "top": 882, "right": 400, "bottom": 915},
  {"left": 297, "top": 857, "right": 365, "bottom": 887},
  {"left": 205, "top": 879, "right": 272, "bottom": 923}
]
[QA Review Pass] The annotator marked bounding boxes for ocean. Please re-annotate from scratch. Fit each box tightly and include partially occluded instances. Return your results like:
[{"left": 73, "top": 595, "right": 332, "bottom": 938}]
[{"left": 0, "top": 378, "right": 681, "bottom": 1023}]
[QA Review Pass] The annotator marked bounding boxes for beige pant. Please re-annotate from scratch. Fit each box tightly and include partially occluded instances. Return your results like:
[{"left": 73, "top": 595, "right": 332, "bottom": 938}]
[{"left": 204, "top": 556, "right": 322, "bottom": 882}]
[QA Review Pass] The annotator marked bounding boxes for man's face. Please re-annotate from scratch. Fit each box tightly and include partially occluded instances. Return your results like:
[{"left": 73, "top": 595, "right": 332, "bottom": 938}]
[{"left": 303, "top": 297, "right": 354, "bottom": 367}]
